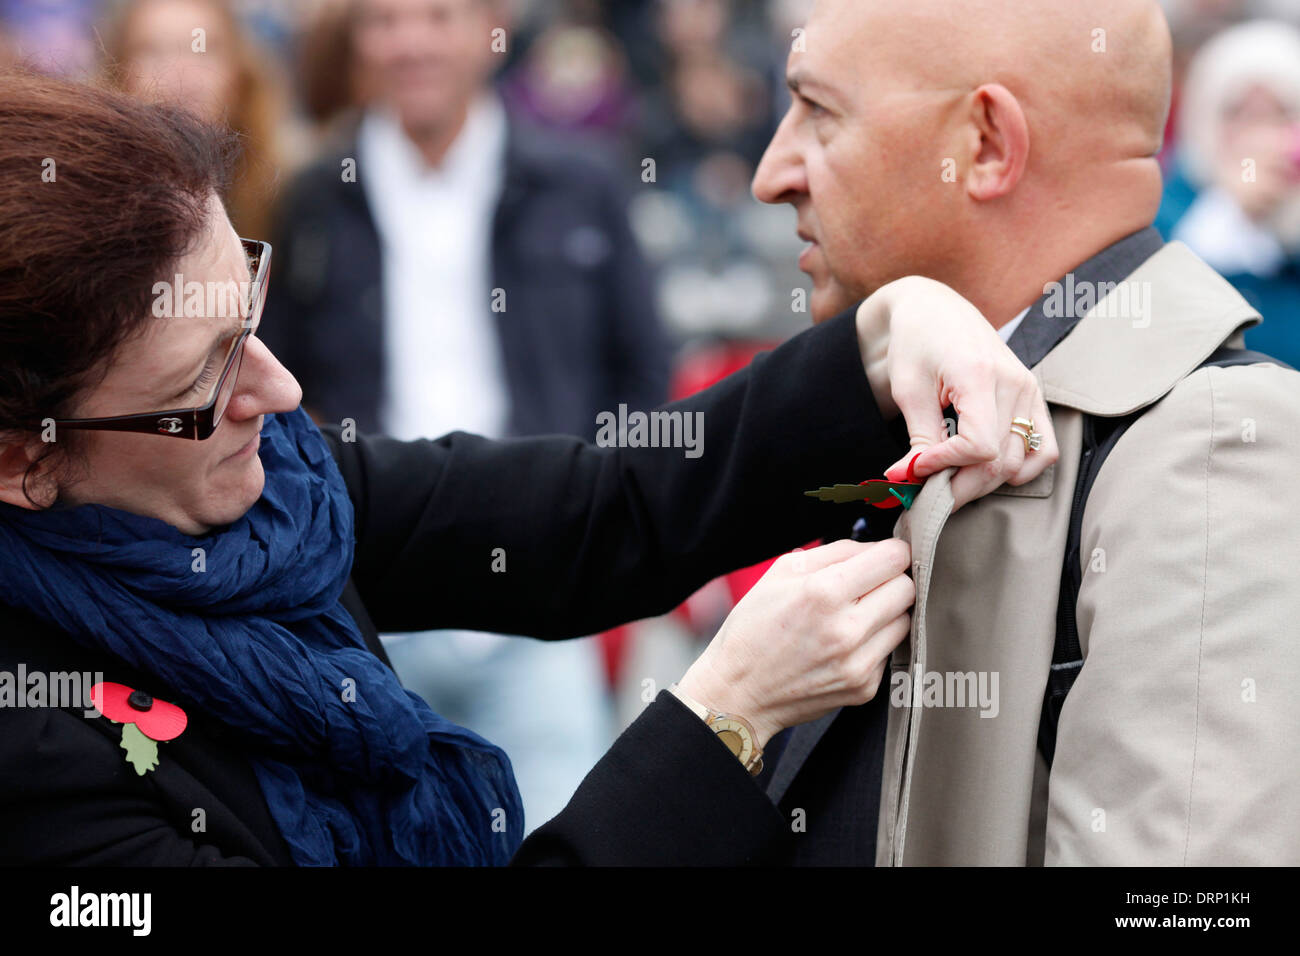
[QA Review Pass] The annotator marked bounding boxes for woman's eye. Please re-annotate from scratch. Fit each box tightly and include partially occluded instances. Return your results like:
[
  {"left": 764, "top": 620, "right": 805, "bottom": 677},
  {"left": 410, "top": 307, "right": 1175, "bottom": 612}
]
[{"left": 189, "top": 363, "right": 220, "bottom": 397}]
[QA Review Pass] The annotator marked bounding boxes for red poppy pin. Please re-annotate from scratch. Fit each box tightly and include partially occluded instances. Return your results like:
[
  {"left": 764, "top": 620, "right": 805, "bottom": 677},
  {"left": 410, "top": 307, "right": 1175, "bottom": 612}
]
[
  {"left": 803, "top": 454, "right": 926, "bottom": 510},
  {"left": 90, "top": 682, "right": 188, "bottom": 776}
]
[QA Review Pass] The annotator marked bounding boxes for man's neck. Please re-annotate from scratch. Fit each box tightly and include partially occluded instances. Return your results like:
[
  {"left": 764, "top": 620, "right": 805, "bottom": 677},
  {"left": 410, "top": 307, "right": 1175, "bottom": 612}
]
[
  {"left": 964, "top": 220, "right": 1156, "bottom": 333},
  {"left": 400, "top": 100, "right": 473, "bottom": 169}
]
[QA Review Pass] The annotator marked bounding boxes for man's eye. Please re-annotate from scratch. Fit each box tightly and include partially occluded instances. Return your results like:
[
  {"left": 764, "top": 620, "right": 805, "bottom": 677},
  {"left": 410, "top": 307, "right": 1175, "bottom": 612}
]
[{"left": 802, "top": 96, "right": 827, "bottom": 117}]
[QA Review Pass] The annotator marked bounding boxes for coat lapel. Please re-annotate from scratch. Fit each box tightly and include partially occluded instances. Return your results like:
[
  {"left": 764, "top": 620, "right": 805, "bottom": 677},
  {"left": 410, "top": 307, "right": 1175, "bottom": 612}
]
[
  {"left": 875, "top": 240, "right": 1263, "bottom": 864},
  {"left": 764, "top": 235, "right": 1264, "bottom": 861},
  {"left": 876, "top": 466, "right": 957, "bottom": 864}
]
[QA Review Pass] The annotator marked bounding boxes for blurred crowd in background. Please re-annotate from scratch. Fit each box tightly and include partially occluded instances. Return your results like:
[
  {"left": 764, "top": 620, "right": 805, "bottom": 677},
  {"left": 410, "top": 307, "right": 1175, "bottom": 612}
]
[{"left": 3, "top": 0, "right": 1299, "bottom": 831}]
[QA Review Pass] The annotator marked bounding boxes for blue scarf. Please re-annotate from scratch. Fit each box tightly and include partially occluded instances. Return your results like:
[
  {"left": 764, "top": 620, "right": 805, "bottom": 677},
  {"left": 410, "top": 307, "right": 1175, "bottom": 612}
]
[{"left": 0, "top": 408, "right": 523, "bottom": 865}]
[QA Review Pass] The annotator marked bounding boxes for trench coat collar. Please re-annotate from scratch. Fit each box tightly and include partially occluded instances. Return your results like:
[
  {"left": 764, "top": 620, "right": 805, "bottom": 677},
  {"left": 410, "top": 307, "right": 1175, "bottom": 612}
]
[
  {"left": 1008, "top": 228, "right": 1262, "bottom": 417},
  {"left": 877, "top": 229, "right": 1262, "bottom": 864},
  {"left": 767, "top": 226, "right": 1263, "bottom": 816}
]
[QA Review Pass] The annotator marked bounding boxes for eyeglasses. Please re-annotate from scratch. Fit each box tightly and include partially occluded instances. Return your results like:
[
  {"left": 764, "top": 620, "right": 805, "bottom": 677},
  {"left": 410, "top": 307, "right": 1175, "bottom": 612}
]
[{"left": 41, "top": 238, "right": 272, "bottom": 441}]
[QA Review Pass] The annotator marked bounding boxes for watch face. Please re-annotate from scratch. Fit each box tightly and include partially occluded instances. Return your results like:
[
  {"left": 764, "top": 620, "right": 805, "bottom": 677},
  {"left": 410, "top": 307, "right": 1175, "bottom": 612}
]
[{"left": 712, "top": 720, "right": 755, "bottom": 765}]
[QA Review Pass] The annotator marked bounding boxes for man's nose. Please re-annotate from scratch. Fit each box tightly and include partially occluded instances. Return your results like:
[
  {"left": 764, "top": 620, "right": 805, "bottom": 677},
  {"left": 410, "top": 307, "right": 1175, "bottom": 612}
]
[
  {"left": 752, "top": 114, "right": 808, "bottom": 205},
  {"left": 227, "top": 337, "right": 303, "bottom": 421}
]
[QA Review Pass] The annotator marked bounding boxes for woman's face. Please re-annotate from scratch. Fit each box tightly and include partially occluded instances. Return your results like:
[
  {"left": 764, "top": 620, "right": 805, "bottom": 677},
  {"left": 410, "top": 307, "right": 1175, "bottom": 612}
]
[
  {"left": 2, "top": 196, "right": 302, "bottom": 535},
  {"left": 1216, "top": 84, "right": 1300, "bottom": 220},
  {"left": 120, "top": 0, "right": 240, "bottom": 125}
]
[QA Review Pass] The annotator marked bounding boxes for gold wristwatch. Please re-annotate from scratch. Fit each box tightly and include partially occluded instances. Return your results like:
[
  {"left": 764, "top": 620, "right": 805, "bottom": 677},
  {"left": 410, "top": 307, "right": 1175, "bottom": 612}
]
[{"left": 669, "top": 684, "right": 764, "bottom": 776}]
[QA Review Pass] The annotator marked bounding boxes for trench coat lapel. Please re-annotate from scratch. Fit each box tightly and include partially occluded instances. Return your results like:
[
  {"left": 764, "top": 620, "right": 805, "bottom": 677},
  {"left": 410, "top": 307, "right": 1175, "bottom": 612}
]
[
  {"left": 875, "top": 239, "right": 1264, "bottom": 865},
  {"left": 765, "top": 234, "right": 1261, "bottom": 833}
]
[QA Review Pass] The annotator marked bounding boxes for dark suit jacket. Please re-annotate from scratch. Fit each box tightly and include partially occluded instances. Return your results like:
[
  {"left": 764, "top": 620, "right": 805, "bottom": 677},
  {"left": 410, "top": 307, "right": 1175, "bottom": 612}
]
[
  {"left": 0, "top": 309, "right": 896, "bottom": 866},
  {"left": 258, "top": 113, "right": 671, "bottom": 440}
]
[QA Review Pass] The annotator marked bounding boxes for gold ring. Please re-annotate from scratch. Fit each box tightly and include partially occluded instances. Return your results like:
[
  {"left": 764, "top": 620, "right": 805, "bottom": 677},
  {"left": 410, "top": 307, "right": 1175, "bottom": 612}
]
[
  {"left": 1012, "top": 417, "right": 1035, "bottom": 432},
  {"left": 1010, "top": 424, "right": 1042, "bottom": 453}
]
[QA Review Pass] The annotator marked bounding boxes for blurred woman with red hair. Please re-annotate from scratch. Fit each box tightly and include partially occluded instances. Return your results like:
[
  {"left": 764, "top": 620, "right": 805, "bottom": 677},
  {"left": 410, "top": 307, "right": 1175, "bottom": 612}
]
[{"left": 101, "top": 0, "right": 296, "bottom": 240}]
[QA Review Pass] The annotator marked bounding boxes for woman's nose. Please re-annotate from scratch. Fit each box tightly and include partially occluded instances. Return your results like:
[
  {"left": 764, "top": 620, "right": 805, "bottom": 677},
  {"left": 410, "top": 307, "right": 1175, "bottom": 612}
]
[{"left": 225, "top": 336, "right": 303, "bottom": 422}]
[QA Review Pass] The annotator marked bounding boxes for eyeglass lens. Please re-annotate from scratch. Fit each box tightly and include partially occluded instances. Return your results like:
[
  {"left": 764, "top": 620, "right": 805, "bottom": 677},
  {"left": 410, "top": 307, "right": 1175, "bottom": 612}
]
[{"left": 212, "top": 261, "right": 266, "bottom": 428}]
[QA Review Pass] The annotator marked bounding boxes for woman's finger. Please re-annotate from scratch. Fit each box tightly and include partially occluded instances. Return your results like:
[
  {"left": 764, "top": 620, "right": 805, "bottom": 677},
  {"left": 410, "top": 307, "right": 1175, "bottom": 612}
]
[
  {"left": 899, "top": 374, "right": 1002, "bottom": 479},
  {"left": 780, "top": 538, "right": 872, "bottom": 576},
  {"left": 887, "top": 369, "right": 957, "bottom": 475},
  {"left": 839, "top": 612, "right": 911, "bottom": 704},
  {"left": 854, "top": 611, "right": 911, "bottom": 668},
  {"left": 1008, "top": 388, "right": 1059, "bottom": 483},
  {"left": 950, "top": 429, "right": 1025, "bottom": 511},
  {"left": 818, "top": 539, "right": 912, "bottom": 605},
  {"left": 846, "top": 570, "right": 916, "bottom": 632}
]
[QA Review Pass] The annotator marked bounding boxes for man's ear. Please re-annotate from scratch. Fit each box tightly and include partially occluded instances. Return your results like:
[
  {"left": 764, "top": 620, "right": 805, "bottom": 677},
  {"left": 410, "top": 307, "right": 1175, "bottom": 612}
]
[
  {"left": 0, "top": 433, "right": 57, "bottom": 510},
  {"left": 965, "top": 83, "right": 1030, "bottom": 202}
]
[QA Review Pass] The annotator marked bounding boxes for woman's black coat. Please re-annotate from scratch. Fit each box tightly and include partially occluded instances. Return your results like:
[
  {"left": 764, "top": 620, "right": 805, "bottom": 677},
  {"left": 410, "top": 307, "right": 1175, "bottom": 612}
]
[{"left": 0, "top": 311, "right": 902, "bottom": 865}]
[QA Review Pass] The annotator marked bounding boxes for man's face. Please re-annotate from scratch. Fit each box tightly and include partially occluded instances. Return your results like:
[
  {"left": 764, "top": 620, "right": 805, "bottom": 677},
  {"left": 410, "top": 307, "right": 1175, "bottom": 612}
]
[
  {"left": 354, "top": 0, "right": 498, "bottom": 132},
  {"left": 752, "top": 0, "right": 964, "bottom": 321}
]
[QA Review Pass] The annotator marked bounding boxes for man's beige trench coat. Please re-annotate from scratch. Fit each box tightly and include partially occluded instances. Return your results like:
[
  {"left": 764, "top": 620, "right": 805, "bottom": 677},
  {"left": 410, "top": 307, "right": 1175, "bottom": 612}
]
[{"left": 880, "top": 240, "right": 1300, "bottom": 865}]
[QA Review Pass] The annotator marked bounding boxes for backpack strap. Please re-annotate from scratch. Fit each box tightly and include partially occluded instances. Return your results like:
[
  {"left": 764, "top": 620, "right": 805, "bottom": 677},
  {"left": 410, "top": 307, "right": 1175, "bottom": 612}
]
[{"left": 1037, "top": 348, "right": 1289, "bottom": 768}]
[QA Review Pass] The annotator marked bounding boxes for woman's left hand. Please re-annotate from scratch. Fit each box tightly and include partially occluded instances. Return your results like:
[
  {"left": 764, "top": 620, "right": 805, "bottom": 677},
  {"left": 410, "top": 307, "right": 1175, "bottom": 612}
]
[{"left": 856, "top": 276, "right": 1060, "bottom": 511}]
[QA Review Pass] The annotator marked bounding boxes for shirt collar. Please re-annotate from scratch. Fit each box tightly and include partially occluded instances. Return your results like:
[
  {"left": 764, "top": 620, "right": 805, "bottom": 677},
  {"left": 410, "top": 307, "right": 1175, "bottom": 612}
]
[
  {"left": 359, "top": 92, "right": 507, "bottom": 191},
  {"left": 1003, "top": 226, "right": 1167, "bottom": 370},
  {"left": 998, "top": 307, "right": 1030, "bottom": 344}
]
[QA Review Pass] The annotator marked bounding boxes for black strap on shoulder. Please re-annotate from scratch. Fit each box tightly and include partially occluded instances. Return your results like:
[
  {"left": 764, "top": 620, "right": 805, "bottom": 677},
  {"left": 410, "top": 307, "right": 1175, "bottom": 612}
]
[{"left": 1037, "top": 348, "right": 1289, "bottom": 768}]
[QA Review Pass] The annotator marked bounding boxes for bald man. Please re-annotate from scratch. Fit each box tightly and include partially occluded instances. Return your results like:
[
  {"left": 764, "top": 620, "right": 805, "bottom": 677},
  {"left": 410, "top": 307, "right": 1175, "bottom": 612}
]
[{"left": 750, "top": 0, "right": 1300, "bottom": 865}]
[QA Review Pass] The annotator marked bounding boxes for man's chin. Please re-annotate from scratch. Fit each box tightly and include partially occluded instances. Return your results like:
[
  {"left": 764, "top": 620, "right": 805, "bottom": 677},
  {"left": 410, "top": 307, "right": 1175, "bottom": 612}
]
[
  {"left": 809, "top": 282, "right": 861, "bottom": 324},
  {"left": 394, "top": 89, "right": 463, "bottom": 135}
]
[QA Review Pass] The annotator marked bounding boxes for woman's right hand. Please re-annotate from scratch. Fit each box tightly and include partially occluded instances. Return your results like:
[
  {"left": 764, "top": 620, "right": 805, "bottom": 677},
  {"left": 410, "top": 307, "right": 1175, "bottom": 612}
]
[{"left": 673, "top": 538, "right": 914, "bottom": 748}]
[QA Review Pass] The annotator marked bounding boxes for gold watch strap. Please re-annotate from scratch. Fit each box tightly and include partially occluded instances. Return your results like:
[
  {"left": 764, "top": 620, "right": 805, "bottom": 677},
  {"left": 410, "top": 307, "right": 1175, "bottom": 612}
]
[
  {"left": 669, "top": 683, "right": 764, "bottom": 775},
  {"left": 668, "top": 683, "right": 712, "bottom": 721}
]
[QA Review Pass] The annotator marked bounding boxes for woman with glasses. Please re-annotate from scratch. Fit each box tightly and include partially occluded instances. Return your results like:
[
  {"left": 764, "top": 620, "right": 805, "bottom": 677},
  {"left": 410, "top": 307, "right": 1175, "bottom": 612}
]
[{"left": 0, "top": 72, "right": 1055, "bottom": 865}]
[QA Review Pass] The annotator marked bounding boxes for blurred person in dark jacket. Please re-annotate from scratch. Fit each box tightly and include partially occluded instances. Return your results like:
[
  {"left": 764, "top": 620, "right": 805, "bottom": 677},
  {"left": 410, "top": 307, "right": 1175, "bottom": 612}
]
[{"left": 259, "top": 0, "right": 672, "bottom": 831}]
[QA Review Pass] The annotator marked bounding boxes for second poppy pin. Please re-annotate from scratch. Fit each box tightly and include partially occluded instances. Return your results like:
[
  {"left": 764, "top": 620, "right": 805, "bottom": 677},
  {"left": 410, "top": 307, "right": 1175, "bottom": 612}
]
[{"left": 90, "top": 682, "right": 188, "bottom": 776}]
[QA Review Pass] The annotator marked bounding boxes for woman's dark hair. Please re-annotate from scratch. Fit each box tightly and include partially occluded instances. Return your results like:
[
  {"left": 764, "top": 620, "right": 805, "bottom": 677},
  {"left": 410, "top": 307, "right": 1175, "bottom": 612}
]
[{"left": 0, "top": 70, "right": 240, "bottom": 502}]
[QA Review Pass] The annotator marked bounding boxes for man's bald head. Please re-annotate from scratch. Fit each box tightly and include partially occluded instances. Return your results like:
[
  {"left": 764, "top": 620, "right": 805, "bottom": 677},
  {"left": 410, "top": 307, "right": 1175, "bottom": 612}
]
[
  {"left": 855, "top": 0, "right": 1172, "bottom": 164},
  {"left": 753, "top": 0, "right": 1174, "bottom": 325}
]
